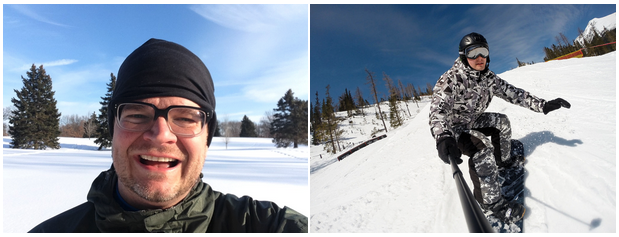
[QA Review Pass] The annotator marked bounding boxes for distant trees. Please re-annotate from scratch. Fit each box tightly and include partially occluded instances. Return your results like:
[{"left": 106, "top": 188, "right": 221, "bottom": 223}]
[
  {"left": 94, "top": 73, "right": 116, "bottom": 150},
  {"left": 257, "top": 111, "right": 273, "bottom": 138},
  {"left": 3, "top": 106, "right": 15, "bottom": 136},
  {"left": 338, "top": 88, "right": 356, "bottom": 117},
  {"left": 315, "top": 85, "right": 344, "bottom": 153},
  {"left": 310, "top": 68, "right": 434, "bottom": 153},
  {"left": 83, "top": 112, "right": 98, "bottom": 139},
  {"left": 354, "top": 86, "right": 366, "bottom": 116},
  {"left": 8, "top": 64, "right": 61, "bottom": 149},
  {"left": 214, "top": 111, "right": 273, "bottom": 146},
  {"left": 270, "top": 89, "right": 308, "bottom": 148},
  {"left": 383, "top": 73, "right": 403, "bottom": 128},
  {"left": 543, "top": 26, "right": 616, "bottom": 61},
  {"left": 59, "top": 114, "right": 87, "bottom": 137},
  {"left": 310, "top": 91, "right": 323, "bottom": 146},
  {"left": 239, "top": 115, "right": 258, "bottom": 137}
]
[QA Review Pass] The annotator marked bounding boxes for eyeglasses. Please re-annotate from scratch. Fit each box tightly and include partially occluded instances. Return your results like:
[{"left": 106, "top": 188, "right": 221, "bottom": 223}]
[
  {"left": 115, "top": 102, "right": 212, "bottom": 137},
  {"left": 463, "top": 46, "right": 489, "bottom": 59}
]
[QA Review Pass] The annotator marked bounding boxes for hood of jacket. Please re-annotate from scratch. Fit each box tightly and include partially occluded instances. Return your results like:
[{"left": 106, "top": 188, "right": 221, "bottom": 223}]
[{"left": 86, "top": 166, "right": 217, "bottom": 233}]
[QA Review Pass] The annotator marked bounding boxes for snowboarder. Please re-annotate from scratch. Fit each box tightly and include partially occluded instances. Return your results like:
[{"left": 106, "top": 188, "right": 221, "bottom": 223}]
[{"left": 429, "top": 32, "right": 570, "bottom": 224}]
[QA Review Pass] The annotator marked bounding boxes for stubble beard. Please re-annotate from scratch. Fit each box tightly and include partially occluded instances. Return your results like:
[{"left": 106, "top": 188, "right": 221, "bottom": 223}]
[{"left": 114, "top": 144, "right": 202, "bottom": 205}]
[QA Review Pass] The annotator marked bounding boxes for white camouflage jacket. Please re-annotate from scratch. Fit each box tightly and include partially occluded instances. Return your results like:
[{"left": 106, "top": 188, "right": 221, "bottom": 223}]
[{"left": 429, "top": 58, "right": 547, "bottom": 141}]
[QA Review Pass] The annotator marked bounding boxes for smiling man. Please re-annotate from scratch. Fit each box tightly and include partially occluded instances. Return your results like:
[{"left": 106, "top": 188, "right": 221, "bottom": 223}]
[{"left": 29, "top": 38, "right": 307, "bottom": 233}]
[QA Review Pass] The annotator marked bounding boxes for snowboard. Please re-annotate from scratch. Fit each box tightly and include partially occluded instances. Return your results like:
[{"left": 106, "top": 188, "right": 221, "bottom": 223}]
[{"left": 484, "top": 139, "right": 526, "bottom": 233}]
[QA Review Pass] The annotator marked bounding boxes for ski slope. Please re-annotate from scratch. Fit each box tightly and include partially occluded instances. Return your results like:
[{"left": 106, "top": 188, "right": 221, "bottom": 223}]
[
  {"left": 3, "top": 136, "right": 308, "bottom": 233},
  {"left": 310, "top": 52, "right": 616, "bottom": 232}
]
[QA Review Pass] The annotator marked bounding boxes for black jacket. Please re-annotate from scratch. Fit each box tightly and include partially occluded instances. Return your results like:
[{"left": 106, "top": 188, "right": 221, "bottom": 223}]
[{"left": 29, "top": 167, "right": 307, "bottom": 233}]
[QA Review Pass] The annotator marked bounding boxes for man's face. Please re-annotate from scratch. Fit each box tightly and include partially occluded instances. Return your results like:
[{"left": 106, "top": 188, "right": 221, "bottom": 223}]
[
  {"left": 113, "top": 96, "right": 208, "bottom": 210},
  {"left": 467, "top": 56, "right": 487, "bottom": 71}
]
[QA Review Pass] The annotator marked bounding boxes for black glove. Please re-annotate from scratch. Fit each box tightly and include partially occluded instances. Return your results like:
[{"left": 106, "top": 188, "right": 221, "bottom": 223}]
[
  {"left": 543, "top": 98, "right": 571, "bottom": 114},
  {"left": 436, "top": 137, "right": 462, "bottom": 165}
]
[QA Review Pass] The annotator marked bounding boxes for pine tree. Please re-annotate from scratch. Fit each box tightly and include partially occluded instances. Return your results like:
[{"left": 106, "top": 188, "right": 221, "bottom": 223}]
[
  {"left": 320, "top": 85, "right": 343, "bottom": 154},
  {"left": 94, "top": 73, "right": 116, "bottom": 150},
  {"left": 388, "top": 94, "right": 403, "bottom": 128},
  {"left": 383, "top": 73, "right": 403, "bottom": 128},
  {"left": 354, "top": 86, "right": 366, "bottom": 117},
  {"left": 270, "top": 89, "right": 308, "bottom": 148},
  {"left": 311, "top": 91, "right": 323, "bottom": 145},
  {"left": 9, "top": 64, "right": 61, "bottom": 149},
  {"left": 213, "top": 119, "right": 221, "bottom": 137},
  {"left": 239, "top": 115, "right": 258, "bottom": 137}
]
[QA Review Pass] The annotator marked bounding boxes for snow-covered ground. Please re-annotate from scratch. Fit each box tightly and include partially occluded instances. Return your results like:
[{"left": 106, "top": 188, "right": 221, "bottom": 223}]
[
  {"left": 310, "top": 52, "right": 616, "bottom": 232},
  {"left": 3, "top": 136, "right": 308, "bottom": 233}
]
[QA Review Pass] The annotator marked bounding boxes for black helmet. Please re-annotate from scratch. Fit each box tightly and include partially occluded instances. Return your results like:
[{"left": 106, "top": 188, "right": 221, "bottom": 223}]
[{"left": 459, "top": 32, "right": 490, "bottom": 69}]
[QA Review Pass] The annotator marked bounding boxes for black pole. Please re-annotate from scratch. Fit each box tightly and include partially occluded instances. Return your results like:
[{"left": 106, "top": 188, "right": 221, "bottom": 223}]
[{"left": 448, "top": 155, "right": 495, "bottom": 233}]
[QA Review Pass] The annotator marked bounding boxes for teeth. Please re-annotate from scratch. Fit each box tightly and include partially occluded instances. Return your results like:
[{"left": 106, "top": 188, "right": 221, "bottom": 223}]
[{"left": 141, "top": 155, "right": 176, "bottom": 163}]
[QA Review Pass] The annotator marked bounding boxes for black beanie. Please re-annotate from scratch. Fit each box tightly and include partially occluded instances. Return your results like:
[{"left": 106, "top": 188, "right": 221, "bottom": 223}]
[{"left": 108, "top": 38, "right": 217, "bottom": 146}]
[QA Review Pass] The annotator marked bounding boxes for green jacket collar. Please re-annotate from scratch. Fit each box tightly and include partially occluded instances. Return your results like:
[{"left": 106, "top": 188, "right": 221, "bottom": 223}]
[{"left": 86, "top": 166, "right": 216, "bottom": 233}]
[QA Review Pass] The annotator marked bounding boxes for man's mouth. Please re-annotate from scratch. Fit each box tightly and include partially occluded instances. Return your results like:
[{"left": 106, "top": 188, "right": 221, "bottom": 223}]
[{"left": 139, "top": 155, "right": 180, "bottom": 168}]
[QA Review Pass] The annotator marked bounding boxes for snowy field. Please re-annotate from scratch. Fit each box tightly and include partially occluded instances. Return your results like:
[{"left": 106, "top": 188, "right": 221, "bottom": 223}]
[
  {"left": 310, "top": 52, "right": 616, "bottom": 232},
  {"left": 3, "top": 136, "right": 308, "bottom": 233}
]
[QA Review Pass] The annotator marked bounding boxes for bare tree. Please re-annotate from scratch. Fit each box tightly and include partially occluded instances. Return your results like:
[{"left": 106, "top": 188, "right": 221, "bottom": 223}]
[
  {"left": 383, "top": 72, "right": 403, "bottom": 128},
  {"left": 220, "top": 115, "right": 231, "bottom": 149},
  {"left": 3, "top": 106, "right": 15, "bottom": 136},
  {"left": 322, "top": 85, "right": 343, "bottom": 153},
  {"left": 398, "top": 79, "right": 411, "bottom": 116},
  {"left": 60, "top": 114, "right": 88, "bottom": 137},
  {"left": 365, "top": 68, "right": 388, "bottom": 133},
  {"left": 406, "top": 83, "right": 419, "bottom": 108},
  {"left": 83, "top": 112, "right": 97, "bottom": 139},
  {"left": 426, "top": 82, "right": 434, "bottom": 96},
  {"left": 258, "top": 111, "right": 274, "bottom": 138}
]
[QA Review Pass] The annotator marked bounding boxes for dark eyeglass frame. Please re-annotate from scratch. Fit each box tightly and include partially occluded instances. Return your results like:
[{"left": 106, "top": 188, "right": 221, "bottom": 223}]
[
  {"left": 463, "top": 46, "right": 489, "bottom": 59},
  {"left": 114, "top": 101, "right": 213, "bottom": 137}
]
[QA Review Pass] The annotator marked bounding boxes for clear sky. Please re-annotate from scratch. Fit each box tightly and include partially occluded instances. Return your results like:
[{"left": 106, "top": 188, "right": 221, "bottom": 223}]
[
  {"left": 3, "top": 4, "right": 309, "bottom": 124},
  {"left": 310, "top": 4, "right": 615, "bottom": 107}
]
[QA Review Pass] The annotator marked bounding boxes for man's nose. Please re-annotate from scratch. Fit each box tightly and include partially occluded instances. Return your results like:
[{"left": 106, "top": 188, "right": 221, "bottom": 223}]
[{"left": 144, "top": 117, "right": 177, "bottom": 144}]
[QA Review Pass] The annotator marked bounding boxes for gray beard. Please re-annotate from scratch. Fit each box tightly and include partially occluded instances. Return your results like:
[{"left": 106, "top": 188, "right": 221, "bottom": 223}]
[{"left": 117, "top": 169, "right": 198, "bottom": 205}]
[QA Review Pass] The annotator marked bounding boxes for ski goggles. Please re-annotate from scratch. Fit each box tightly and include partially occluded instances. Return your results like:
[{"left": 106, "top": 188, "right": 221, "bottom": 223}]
[{"left": 462, "top": 46, "right": 489, "bottom": 59}]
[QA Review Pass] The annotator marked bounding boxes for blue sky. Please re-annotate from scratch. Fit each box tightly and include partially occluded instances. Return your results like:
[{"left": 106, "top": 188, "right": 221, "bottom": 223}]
[
  {"left": 310, "top": 4, "right": 615, "bottom": 107},
  {"left": 3, "top": 4, "right": 308, "bottom": 124}
]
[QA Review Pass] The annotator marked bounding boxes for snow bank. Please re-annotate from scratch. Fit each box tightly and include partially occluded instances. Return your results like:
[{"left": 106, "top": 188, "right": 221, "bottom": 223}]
[{"left": 3, "top": 136, "right": 308, "bottom": 233}]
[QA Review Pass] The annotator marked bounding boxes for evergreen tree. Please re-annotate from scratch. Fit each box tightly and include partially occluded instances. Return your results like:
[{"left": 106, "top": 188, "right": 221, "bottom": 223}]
[
  {"left": 388, "top": 94, "right": 403, "bottom": 128},
  {"left": 213, "top": 119, "right": 221, "bottom": 137},
  {"left": 94, "top": 73, "right": 116, "bottom": 150},
  {"left": 270, "top": 89, "right": 308, "bottom": 148},
  {"left": 239, "top": 115, "right": 258, "bottom": 137},
  {"left": 354, "top": 86, "right": 366, "bottom": 117},
  {"left": 9, "top": 64, "right": 61, "bottom": 149},
  {"left": 383, "top": 73, "right": 403, "bottom": 128},
  {"left": 311, "top": 91, "right": 323, "bottom": 145},
  {"left": 338, "top": 88, "right": 356, "bottom": 117},
  {"left": 320, "top": 85, "right": 343, "bottom": 154}
]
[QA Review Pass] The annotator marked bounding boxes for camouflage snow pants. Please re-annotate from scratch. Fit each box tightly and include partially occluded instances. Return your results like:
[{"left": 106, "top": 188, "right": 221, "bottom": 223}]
[{"left": 456, "top": 113, "right": 512, "bottom": 205}]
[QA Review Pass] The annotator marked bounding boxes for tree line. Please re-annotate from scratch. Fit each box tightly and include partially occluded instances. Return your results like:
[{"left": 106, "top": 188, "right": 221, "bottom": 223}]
[
  {"left": 4, "top": 64, "right": 308, "bottom": 150},
  {"left": 311, "top": 68, "right": 433, "bottom": 154},
  {"left": 542, "top": 24, "right": 616, "bottom": 62}
]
